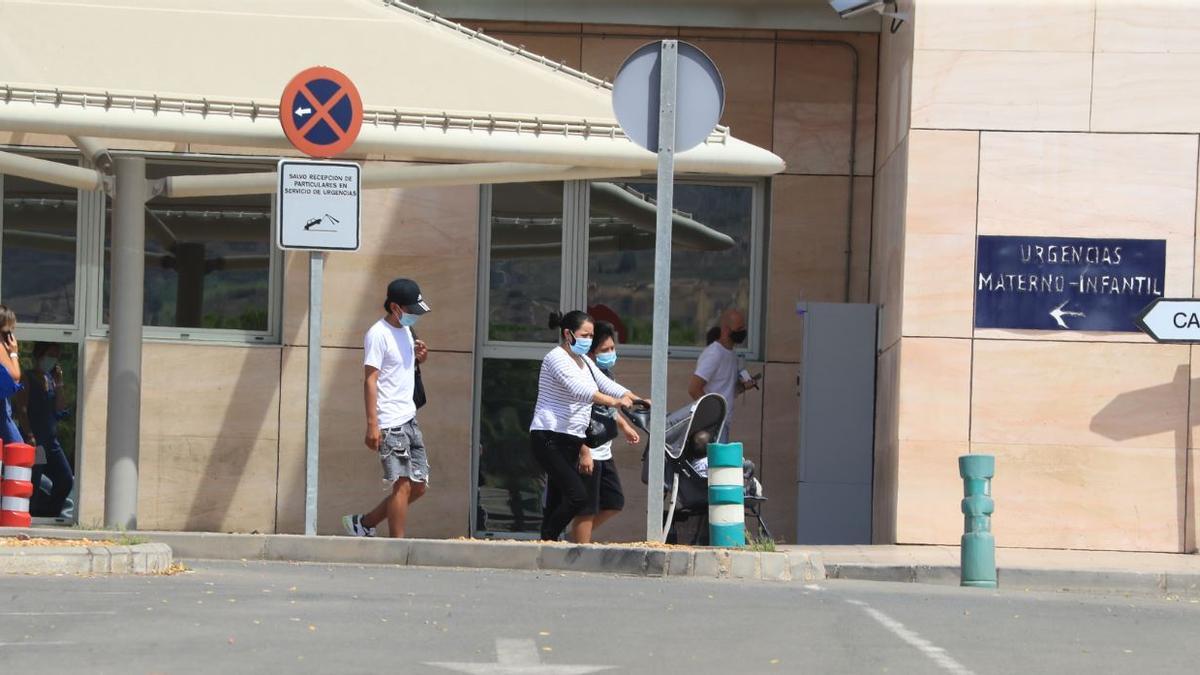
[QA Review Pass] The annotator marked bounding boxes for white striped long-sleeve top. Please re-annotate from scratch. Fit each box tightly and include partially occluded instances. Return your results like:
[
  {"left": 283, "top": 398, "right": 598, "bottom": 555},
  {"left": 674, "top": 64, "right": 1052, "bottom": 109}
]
[{"left": 529, "top": 347, "right": 630, "bottom": 438}]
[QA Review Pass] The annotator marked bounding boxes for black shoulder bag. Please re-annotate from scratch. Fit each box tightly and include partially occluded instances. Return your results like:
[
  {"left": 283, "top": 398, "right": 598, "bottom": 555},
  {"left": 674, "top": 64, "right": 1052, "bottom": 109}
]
[
  {"left": 412, "top": 329, "right": 427, "bottom": 410},
  {"left": 583, "top": 362, "right": 619, "bottom": 447}
]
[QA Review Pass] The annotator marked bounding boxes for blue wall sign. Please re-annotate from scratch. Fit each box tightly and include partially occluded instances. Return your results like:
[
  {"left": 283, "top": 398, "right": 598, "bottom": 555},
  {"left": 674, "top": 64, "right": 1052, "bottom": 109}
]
[{"left": 974, "top": 235, "right": 1166, "bottom": 332}]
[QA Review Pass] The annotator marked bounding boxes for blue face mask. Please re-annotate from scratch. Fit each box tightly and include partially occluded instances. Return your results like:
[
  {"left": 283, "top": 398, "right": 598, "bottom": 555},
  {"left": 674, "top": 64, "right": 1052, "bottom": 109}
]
[
  {"left": 399, "top": 313, "right": 420, "bottom": 327},
  {"left": 595, "top": 351, "right": 617, "bottom": 369},
  {"left": 569, "top": 334, "right": 592, "bottom": 356}
]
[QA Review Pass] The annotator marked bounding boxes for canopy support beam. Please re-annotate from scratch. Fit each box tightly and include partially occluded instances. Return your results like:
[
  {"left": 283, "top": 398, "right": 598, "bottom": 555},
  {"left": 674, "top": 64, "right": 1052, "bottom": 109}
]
[
  {"left": 71, "top": 136, "right": 115, "bottom": 175},
  {"left": 104, "top": 156, "right": 147, "bottom": 530},
  {"left": 0, "top": 149, "right": 104, "bottom": 191},
  {"left": 163, "top": 162, "right": 638, "bottom": 198}
]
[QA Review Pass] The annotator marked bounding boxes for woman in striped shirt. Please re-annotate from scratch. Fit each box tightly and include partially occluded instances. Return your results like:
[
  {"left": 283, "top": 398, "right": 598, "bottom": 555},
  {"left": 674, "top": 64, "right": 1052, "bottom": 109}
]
[{"left": 530, "top": 310, "right": 643, "bottom": 541}]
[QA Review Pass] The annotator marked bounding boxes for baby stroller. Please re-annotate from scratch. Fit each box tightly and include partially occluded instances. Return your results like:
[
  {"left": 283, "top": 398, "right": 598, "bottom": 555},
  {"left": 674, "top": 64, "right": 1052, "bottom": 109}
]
[{"left": 624, "top": 394, "right": 770, "bottom": 545}]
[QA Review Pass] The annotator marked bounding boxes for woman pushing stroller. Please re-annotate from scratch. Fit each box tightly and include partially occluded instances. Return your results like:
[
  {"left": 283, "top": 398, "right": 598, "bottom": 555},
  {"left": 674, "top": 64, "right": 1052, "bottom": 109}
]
[
  {"left": 529, "top": 311, "right": 646, "bottom": 542},
  {"left": 570, "top": 320, "right": 641, "bottom": 543}
]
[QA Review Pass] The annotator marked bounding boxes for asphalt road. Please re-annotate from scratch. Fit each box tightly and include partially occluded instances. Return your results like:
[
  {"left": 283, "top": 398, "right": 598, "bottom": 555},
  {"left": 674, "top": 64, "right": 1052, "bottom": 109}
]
[{"left": 0, "top": 560, "right": 1197, "bottom": 674}]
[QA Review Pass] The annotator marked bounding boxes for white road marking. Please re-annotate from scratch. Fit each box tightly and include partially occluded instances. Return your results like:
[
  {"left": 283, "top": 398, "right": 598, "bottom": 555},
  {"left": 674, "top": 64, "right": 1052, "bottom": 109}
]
[
  {"left": 496, "top": 639, "right": 540, "bottom": 666},
  {"left": 428, "top": 638, "right": 613, "bottom": 674},
  {"left": 804, "top": 584, "right": 824, "bottom": 591},
  {"left": 0, "top": 611, "right": 117, "bottom": 616},
  {"left": 849, "top": 600, "right": 976, "bottom": 675}
]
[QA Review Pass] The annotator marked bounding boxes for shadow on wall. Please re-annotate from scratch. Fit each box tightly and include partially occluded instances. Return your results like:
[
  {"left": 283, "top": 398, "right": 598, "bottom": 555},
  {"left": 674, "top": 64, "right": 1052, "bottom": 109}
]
[
  {"left": 1089, "top": 364, "right": 1195, "bottom": 552},
  {"left": 81, "top": 341, "right": 108, "bottom": 519},
  {"left": 184, "top": 347, "right": 280, "bottom": 531}
]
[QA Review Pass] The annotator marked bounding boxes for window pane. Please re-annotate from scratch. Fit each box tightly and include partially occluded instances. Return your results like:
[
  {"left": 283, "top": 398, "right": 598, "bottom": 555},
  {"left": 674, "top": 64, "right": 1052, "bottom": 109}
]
[
  {"left": 476, "top": 358, "right": 544, "bottom": 535},
  {"left": 103, "top": 160, "right": 272, "bottom": 331},
  {"left": 16, "top": 340, "right": 78, "bottom": 521},
  {"left": 586, "top": 182, "right": 754, "bottom": 346},
  {"left": 2, "top": 170, "right": 78, "bottom": 325},
  {"left": 488, "top": 182, "right": 563, "bottom": 343}
]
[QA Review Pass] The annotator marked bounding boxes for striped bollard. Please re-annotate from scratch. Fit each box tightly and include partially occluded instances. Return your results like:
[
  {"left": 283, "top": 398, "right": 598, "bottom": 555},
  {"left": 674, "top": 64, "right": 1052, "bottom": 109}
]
[
  {"left": 959, "top": 454, "right": 997, "bottom": 588},
  {"left": 707, "top": 442, "right": 745, "bottom": 547},
  {"left": 1, "top": 442, "right": 36, "bottom": 527}
]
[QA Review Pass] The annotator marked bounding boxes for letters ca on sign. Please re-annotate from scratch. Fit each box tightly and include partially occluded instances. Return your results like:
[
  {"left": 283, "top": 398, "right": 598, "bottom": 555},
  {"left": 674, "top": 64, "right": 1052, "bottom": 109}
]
[{"left": 1174, "top": 312, "right": 1200, "bottom": 329}]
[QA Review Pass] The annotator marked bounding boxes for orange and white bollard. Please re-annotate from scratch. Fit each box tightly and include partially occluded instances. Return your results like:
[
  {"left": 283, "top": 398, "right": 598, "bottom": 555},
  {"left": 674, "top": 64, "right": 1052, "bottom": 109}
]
[{"left": 1, "top": 442, "right": 36, "bottom": 527}]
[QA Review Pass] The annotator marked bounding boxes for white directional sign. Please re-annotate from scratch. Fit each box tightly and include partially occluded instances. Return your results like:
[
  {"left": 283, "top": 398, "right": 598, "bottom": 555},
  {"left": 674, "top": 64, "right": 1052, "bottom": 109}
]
[
  {"left": 276, "top": 159, "right": 361, "bottom": 251},
  {"left": 1135, "top": 298, "right": 1200, "bottom": 343}
]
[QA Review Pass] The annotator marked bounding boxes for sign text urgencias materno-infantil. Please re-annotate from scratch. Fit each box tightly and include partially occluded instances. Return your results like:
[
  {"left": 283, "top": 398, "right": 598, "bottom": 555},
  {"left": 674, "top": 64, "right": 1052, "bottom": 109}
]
[{"left": 974, "top": 236, "right": 1165, "bottom": 332}]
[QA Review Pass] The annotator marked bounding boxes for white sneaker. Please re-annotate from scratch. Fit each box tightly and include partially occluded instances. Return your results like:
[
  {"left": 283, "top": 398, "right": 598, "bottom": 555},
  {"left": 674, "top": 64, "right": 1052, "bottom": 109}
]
[{"left": 341, "top": 514, "right": 375, "bottom": 537}]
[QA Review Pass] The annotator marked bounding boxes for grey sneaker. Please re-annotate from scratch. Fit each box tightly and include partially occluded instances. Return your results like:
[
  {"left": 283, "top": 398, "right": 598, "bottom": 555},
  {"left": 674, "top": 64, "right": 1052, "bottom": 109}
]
[{"left": 341, "top": 514, "right": 375, "bottom": 537}]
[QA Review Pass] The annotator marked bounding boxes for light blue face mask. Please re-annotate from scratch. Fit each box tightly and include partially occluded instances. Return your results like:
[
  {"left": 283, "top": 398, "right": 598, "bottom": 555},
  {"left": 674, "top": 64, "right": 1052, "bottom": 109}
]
[
  {"left": 569, "top": 334, "right": 592, "bottom": 356},
  {"left": 595, "top": 351, "right": 617, "bottom": 369},
  {"left": 399, "top": 313, "right": 420, "bottom": 327}
]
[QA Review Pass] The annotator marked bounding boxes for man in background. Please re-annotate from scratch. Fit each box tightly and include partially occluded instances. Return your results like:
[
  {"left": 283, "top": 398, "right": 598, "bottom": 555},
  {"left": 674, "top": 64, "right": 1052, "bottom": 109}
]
[{"left": 688, "top": 307, "right": 757, "bottom": 443}]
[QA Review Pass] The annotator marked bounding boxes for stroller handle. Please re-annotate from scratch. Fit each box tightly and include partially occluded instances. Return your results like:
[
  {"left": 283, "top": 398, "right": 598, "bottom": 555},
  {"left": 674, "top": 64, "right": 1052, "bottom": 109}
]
[{"left": 621, "top": 399, "right": 652, "bottom": 433}]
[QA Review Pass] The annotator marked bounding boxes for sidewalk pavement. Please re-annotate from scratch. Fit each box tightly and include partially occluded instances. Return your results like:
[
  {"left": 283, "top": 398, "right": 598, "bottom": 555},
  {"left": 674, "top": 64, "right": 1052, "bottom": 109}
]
[
  {"left": 785, "top": 544, "right": 1200, "bottom": 597},
  {"left": 4, "top": 526, "right": 1197, "bottom": 595}
]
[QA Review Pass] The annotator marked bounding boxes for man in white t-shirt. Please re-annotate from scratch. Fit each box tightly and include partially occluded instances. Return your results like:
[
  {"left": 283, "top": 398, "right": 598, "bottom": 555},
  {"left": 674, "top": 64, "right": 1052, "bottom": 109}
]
[
  {"left": 343, "top": 278, "right": 431, "bottom": 539},
  {"left": 688, "top": 307, "right": 756, "bottom": 444}
]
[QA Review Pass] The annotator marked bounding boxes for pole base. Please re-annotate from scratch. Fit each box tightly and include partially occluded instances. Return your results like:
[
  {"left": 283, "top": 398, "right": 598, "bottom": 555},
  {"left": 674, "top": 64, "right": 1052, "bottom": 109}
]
[{"left": 961, "top": 580, "right": 998, "bottom": 589}]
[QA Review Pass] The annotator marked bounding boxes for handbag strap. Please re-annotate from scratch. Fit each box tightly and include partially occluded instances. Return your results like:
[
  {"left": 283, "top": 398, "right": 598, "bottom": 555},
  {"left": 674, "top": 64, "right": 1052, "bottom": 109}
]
[{"left": 410, "top": 327, "right": 422, "bottom": 375}]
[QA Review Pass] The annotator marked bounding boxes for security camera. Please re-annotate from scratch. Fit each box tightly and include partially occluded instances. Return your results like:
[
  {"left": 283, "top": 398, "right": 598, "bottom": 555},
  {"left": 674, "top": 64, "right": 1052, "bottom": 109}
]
[{"left": 829, "top": 0, "right": 904, "bottom": 19}]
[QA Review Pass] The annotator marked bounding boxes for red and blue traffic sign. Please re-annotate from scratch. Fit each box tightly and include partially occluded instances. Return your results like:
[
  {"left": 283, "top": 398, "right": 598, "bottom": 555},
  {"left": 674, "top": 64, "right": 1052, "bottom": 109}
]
[{"left": 279, "top": 66, "right": 363, "bottom": 158}]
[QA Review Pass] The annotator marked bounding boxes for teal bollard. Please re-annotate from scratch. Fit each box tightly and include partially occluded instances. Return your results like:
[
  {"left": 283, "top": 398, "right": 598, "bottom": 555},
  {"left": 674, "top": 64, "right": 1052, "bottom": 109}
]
[
  {"left": 959, "top": 454, "right": 997, "bottom": 588},
  {"left": 707, "top": 442, "right": 745, "bottom": 547}
]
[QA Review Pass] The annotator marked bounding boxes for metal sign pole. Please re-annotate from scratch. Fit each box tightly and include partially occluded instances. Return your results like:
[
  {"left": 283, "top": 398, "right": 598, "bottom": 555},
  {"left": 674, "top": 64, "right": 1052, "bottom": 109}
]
[
  {"left": 304, "top": 251, "right": 325, "bottom": 536},
  {"left": 646, "top": 40, "right": 678, "bottom": 543}
]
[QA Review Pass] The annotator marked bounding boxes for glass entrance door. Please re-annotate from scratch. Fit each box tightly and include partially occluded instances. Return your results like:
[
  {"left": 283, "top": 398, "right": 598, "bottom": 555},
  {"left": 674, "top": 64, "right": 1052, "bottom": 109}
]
[
  {"left": 473, "top": 182, "right": 568, "bottom": 536},
  {"left": 0, "top": 164, "right": 89, "bottom": 525},
  {"left": 471, "top": 178, "right": 765, "bottom": 538}
]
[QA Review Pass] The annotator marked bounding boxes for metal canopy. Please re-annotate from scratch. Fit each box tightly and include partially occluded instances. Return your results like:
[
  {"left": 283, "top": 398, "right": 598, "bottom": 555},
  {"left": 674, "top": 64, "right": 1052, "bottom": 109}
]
[{"left": 0, "top": 0, "right": 785, "bottom": 176}]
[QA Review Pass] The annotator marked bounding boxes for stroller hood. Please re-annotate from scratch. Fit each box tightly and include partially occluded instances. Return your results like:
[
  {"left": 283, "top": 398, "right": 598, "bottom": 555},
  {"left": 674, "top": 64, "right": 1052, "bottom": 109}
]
[{"left": 623, "top": 393, "right": 727, "bottom": 460}]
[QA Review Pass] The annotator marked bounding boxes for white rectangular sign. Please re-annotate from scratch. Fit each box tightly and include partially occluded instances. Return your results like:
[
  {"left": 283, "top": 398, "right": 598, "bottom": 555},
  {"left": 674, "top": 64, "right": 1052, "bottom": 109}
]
[
  {"left": 1136, "top": 298, "right": 1200, "bottom": 343},
  {"left": 276, "top": 159, "right": 361, "bottom": 251}
]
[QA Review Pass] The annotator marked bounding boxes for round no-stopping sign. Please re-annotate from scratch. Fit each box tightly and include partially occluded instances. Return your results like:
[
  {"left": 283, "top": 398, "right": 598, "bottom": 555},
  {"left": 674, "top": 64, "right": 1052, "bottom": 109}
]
[{"left": 279, "top": 66, "right": 363, "bottom": 158}]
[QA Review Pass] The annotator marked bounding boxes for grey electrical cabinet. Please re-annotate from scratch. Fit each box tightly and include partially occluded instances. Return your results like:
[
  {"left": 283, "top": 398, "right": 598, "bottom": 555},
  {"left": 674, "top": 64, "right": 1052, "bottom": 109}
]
[{"left": 796, "top": 302, "right": 878, "bottom": 544}]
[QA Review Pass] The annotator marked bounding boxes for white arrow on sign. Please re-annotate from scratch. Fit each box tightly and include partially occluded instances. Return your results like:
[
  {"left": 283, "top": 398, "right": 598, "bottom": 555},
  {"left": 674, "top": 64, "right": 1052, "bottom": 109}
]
[
  {"left": 1136, "top": 298, "right": 1200, "bottom": 343},
  {"left": 428, "top": 639, "right": 613, "bottom": 675},
  {"left": 295, "top": 106, "right": 312, "bottom": 117},
  {"left": 1049, "top": 300, "right": 1086, "bottom": 329}
]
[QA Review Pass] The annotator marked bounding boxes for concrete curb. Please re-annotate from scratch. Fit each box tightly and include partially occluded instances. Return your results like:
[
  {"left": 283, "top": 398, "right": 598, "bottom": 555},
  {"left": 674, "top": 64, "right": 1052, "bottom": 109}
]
[
  {"left": 0, "top": 527, "right": 818, "bottom": 583},
  {"left": 0, "top": 541, "right": 173, "bottom": 576},
  {"left": 9, "top": 528, "right": 1192, "bottom": 595},
  {"left": 824, "top": 562, "right": 1200, "bottom": 597}
]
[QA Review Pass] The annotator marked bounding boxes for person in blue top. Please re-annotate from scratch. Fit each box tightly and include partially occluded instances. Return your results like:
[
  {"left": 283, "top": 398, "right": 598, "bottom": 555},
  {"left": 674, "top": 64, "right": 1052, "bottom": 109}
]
[
  {"left": 18, "top": 342, "right": 74, "bottom": 517},
  {"left": 0, "top": 306, "right": 24, "bottom": 445}
]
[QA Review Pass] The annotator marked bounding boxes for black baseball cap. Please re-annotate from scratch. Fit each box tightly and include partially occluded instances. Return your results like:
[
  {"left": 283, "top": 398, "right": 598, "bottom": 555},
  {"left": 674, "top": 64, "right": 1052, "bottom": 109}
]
[{"left": 385, "top": 278, "right": 431, "bottom": 315}]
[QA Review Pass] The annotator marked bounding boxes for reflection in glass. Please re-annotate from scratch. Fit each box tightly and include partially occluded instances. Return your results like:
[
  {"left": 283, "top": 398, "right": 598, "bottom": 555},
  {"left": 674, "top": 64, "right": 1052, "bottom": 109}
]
[
  {"left": 488, "top": 182, "right": 563, "bottom": 343},
  {"left": 587, "top": 182, "right": 753, "bottom": 346},
  {"left": 102, "top": 160, "right": 272, "bottom": 330},
  {"left": 476, "top": 358, "right": 544, "bottom": 534},
  {"left": 1, "top": 171, "right": 78, "bottom": 325}
]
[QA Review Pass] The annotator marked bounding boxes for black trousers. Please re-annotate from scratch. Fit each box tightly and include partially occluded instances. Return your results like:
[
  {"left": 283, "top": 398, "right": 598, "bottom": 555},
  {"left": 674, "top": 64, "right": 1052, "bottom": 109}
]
[{"left": 530, "top": 430, "right": 587, "bottom": 541}]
